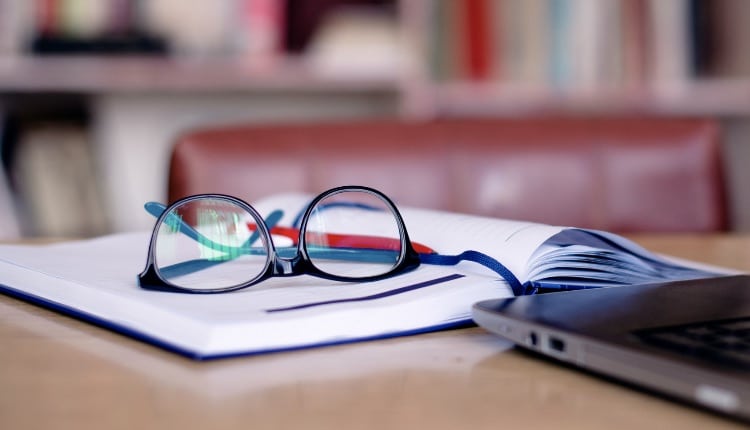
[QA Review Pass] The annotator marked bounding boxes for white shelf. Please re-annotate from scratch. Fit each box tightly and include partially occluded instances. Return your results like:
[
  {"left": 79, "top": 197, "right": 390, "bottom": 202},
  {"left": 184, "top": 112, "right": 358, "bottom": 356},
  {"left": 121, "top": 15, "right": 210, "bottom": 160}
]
[
  {"left": 3, "top": 55, "right": 750, "bottom": 118},
  {"left": 0, "top": 55, "right": 403, "bottom": 94},
  {"left": 413, "top": 79, "right": 750, "bottom": 118}
]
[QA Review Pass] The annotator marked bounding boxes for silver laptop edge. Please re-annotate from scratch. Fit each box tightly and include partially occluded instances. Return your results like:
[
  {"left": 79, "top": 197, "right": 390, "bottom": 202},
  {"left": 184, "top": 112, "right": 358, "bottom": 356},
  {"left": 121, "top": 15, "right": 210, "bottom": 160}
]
[{"left": 472, "top": 277, "right": 750, "bottom": 422}]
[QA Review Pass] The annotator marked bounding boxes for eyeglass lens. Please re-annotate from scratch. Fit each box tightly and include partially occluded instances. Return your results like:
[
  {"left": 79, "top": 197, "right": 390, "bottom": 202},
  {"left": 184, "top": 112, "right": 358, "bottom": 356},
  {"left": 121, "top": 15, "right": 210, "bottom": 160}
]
[
  {"left": 304, "top": 190, "right": 404, "bottom": 278},
  {"left": 152, "top": 190, "right": 405, "bottom": 291},
  {"left": 154, "top": 198, "right": 271, "bottom": 291}
]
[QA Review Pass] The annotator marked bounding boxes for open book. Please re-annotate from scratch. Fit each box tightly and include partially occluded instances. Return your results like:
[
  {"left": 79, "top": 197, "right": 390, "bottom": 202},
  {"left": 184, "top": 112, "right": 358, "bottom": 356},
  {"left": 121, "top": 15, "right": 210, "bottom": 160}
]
[{"left": 0, "top": 193, "right": 723, "bottom": 359}]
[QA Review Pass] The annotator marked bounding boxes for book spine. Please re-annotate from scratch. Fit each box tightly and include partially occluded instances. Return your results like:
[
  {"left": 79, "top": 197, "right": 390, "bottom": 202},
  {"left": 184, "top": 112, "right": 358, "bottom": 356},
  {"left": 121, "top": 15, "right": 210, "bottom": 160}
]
[
  {"left": 12, "top": 123, "right": 108, "bottom": 237},
  {"left": 0, "top": 0, "right": 34, "bottom": 55},
  {"left": 35, "top": 0, "right": 59, "bottom": 36},
  {"left": 236, "top": 0, "right": 285, "bottom": 60},
  {"left": 428, "top": 0, "right": 448, "bottom": 81},
  {"left": 441, "top": 0, "right": 465, "bottom": 82},
  {"left": 707, "top": 0, "right": 750, "bottom": 77},
  {"left": 108, "top": 0, "right": 135, "bottom": 35},
  {"left": 518, "top": 0, "right": 550, "bottom": 87},
  {"left": 620, "top": 0, "right": 649, "bottom": 89},
  {"left": 548, "top": 0, "right": 572, "bottom": 88},
  {"left": 647, "top": 0, "right": 692, "bottom": 85},
  {"left": 462, "top": 0, "right": 492, "bottom": 81}
]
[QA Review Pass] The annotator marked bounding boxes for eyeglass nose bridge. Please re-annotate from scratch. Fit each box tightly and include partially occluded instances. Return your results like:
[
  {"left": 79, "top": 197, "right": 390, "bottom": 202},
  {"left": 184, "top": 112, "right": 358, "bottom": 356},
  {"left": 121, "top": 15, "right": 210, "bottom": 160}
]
[{"left": 270, "top": 251, "right": 311, "bottom": 278}]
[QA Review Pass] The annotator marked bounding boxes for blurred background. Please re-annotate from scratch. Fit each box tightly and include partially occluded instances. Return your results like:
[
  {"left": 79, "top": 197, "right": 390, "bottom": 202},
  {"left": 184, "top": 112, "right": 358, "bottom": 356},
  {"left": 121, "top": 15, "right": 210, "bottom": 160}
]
[{"left": 0, "top": 0, "right": 749, "bottom": 238}]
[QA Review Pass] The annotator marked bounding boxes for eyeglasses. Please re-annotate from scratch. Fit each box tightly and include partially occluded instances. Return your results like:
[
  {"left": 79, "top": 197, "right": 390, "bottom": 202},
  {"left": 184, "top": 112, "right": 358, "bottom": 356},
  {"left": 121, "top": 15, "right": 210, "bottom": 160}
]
[
  {"left": 138, "top": 185, "right": 526, "bottom": 295},
  {"left": 139, "top": 186, "right": 429, "bottom": 293}
]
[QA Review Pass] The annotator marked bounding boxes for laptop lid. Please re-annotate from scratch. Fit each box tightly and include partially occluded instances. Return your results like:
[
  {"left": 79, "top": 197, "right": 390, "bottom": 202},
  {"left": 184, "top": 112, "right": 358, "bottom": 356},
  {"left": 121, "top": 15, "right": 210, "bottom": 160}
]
[{"left": 472, "top": 275, "right": 750, "bottom": 422}]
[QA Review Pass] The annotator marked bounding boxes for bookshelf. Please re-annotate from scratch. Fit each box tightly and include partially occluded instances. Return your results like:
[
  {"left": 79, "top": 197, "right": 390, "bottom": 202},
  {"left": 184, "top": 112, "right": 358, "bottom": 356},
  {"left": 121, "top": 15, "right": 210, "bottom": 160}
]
[
  {"left": 400, "top": 0, "right": 750, "bottom": 117},
  {"left": 2, "top": 0, "right": 750, "bottom": 236}
]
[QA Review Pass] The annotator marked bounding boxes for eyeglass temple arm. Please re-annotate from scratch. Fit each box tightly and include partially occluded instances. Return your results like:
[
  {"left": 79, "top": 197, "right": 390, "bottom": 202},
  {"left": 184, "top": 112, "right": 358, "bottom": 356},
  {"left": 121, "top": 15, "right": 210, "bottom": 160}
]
[{"left": 419, "top": 251, "right": 526, "bottom": 296}]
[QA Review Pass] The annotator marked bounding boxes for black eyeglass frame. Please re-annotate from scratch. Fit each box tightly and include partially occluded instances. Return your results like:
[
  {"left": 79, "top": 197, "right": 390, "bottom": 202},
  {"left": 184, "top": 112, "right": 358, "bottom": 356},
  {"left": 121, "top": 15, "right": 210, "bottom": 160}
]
[{"left": 138, "top": 185, "right": 422, "bottom": 294}]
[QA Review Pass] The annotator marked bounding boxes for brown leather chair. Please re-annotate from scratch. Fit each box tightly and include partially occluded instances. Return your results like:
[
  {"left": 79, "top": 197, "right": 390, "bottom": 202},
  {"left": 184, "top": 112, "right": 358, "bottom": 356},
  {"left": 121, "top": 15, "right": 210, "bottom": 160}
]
[{"left": 167, "top": 117, "right": 727, "bottom": 233}]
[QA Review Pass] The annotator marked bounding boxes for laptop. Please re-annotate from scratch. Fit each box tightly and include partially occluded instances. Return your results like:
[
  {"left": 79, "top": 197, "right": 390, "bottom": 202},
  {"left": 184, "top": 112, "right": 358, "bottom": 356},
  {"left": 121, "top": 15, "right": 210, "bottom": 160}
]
[{"left": 472, "top": 275, "right": 750, "bottom": 422}]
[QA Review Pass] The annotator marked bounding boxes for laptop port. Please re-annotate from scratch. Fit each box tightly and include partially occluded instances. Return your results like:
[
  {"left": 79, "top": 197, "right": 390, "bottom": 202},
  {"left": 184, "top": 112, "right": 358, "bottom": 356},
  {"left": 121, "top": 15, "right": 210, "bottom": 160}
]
[
  {"left": 526, "top": 332, "right": 538, "bottom": 347},
  {"left": 548, "top": 336, "right": 566, "bottom": 353}
]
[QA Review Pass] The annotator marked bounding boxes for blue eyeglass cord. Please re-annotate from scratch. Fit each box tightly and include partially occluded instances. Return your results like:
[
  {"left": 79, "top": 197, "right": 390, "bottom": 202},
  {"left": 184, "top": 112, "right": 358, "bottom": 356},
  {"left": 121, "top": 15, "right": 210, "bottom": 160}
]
[{"left": 418, "top": 251, "right": 526, "bottom": 296}]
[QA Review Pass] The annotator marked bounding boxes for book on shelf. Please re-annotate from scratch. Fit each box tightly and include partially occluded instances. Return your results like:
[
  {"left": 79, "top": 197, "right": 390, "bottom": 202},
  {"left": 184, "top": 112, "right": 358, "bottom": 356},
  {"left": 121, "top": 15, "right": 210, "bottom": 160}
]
[
  {"left": 0, "top": 0, "right": 34, "bottom": 55},
  {"left": 0, "top": 167, "right": 20, "bottom": 240},
  {"left": 305, "top": 5, "right": 402, "bottom": 78},
  {"left": 11, "top": 122, "right": 108, "bottom": 237},
  {"left": 707, "top": 0, "right": 750, "bottom": 78},
  {"left": 0, "top": 109, "right": 21, "bottom": 240},
  {"left": 0, "top": 192, "right": 726, "bottom": 360},
  {"left": 647, "top": 0, "right": 692, "bottom": 86},
  {"left": 462, "top": 0, "right": 493, "bottom": 81}
]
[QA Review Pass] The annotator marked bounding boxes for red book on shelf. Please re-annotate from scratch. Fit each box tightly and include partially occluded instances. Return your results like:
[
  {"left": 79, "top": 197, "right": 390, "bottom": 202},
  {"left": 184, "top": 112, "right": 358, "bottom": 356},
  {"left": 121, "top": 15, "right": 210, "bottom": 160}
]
[
  {"left": 35, "top": 0, "right": 58, "bottom": 35},
  {"left": 621, "top": 0, "right": 649, "bottom": 88},
  {"left": 462, "top": 0, "right": 493, "bottom": 81},
  {"left": 239, "top": 0, "right": 285, "bottom": 58}
]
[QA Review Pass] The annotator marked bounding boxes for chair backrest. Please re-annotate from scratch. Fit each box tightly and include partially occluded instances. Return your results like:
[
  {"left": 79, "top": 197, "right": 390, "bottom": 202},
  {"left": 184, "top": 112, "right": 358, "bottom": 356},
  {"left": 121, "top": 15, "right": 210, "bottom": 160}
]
[{"left": 168, "top": 117, "right": 727, "bottom": 233}]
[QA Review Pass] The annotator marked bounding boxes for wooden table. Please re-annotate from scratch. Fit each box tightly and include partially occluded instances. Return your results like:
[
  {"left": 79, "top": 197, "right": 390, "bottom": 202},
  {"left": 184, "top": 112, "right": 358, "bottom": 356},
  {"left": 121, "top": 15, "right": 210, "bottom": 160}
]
[{"left": 1, "top": 234, "right": 749, "bottom": 429}]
